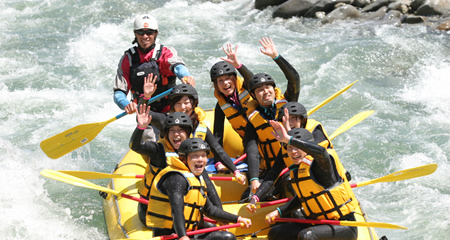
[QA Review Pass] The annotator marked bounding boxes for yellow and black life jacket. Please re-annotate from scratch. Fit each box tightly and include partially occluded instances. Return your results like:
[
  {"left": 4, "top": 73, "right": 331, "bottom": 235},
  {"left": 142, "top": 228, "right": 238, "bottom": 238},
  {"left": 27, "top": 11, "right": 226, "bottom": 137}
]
[
  {"left": 214, "top": 76, "right": 252, "bottom": 139},
  {"left": 147, "top": 158, "right": 208, "bottom": 229},
  {"left": 289, "top": 151, "right": 358, "bottom": 220},
  {"left": 246, "top": 88, "right": 287, "bottom": 169},
  {"left": 138, "top": 138, "right": 179, "bottom": 199},
  {"left": 192, "top": 107, "right": 208, "bottom": 140},
  {"left": 305, "top": 118, "right": 334, "bottom": 149}
]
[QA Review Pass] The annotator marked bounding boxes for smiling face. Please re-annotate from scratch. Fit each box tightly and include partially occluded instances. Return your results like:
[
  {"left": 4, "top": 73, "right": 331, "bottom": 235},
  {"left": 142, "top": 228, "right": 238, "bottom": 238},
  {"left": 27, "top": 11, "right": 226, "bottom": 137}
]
[
  {"left": 253, "top": 83, "right": 275, "bottom": 107},
  {"left": 173, "top": 95, "right": 193, "bottom": 115},
  {"left": 134, "top": 28, "right": 157, "bottom": 49},
  {"left": 167, "top": 126, "right": 188, "bottom": 150},
  {"left": 215, "top": 74, "right": 236, "bottom": 96},
  {"left": 288, "top": 115, "right": 302, "bottom": 129},
  {"left": 186, "top": 150, "right": 208, "bottom": 176},
  {"left": 286, "top": 144, "right": 308, "bottom": 165}
]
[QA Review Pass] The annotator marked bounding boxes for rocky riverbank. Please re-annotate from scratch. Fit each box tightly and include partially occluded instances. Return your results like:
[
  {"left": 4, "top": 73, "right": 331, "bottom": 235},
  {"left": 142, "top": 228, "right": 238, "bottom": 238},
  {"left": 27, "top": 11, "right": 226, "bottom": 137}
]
[{"left": 253, "top": 0, "right": 450, "bottom": 29}]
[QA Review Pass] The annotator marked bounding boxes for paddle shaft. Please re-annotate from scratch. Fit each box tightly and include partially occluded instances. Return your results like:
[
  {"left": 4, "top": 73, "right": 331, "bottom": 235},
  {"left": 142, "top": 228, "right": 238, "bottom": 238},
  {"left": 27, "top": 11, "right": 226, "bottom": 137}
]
[
  {"left": 40, "top": 88, "right": 173, "bottom": 159},
  {"left": 307, "top": 80, "right": 357, "bottom": 116},
  {"left": 153, "top": 223, "right": 243, "bottom": 240},
  {"left": 273, "top": 217, "right": 407, "bottom": 230}
]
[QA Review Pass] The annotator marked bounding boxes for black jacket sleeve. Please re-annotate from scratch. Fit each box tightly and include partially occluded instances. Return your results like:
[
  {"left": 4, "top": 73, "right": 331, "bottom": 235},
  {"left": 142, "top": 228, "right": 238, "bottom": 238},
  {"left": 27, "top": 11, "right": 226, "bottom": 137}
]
[
  {"left": 129, "top": 127, "right": 167, "bottom": 168},
  {"left": 203, "top": 198, "right": 239, "bottom": 223},
  {"left": 253, "top": 151, "right": 286, "bottom": 199},
  {"left": 243, "top": 122, "right": 261, "bottom": 181},
  {"left": 274, "top": 55, "right": 300, "bottom": 102},
  {"left": 205, "top": 127, "right": 238, "bottom": 172},
  {"left": 277, "top": 195, "right": 302, "bottom": 216},
  {"left": 237, "top": 64, "right": 254, "bottom": 91},
  {"left": 213, "top": 103, "right": 225, "bottom": 147},
  {"left": 202, "top": 171, "right": 223, "bottom": 209},
  {"left": 161, "top": 173, "right": 190, "bottom": 238},
  {"left": 149, "top": 111, "right": 167, "bottom": 133}
]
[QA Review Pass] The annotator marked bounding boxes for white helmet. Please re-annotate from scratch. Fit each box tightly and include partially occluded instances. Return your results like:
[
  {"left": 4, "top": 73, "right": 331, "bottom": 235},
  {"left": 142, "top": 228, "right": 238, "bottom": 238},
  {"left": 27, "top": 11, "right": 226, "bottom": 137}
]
[{"left": 133, "top": 14, "right": 158, "bottom": 31}]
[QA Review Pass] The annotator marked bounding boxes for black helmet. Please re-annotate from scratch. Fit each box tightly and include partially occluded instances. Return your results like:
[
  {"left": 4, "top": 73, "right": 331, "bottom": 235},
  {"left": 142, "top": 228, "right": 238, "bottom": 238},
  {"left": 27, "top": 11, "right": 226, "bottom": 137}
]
[
  {"left": 278, "top": 102, "right": 308, "bottom": 121},
  {"left": 163, "top": 112, "right": 193, "bottom": 135},
  {"left": 169, "top": 84, "right": 198, "bottom": 100},
  {"left": 248, "top": 73, "right": 276, "bottom": 93},
  {"left": 287, "top": 128, "right": 314, "bottom": 142},
  {"left": 210, "top": 61, "right": 236, "bottom": 82},
  {"left": 178, "top": 138, "right": 210, "bottom": 156}
]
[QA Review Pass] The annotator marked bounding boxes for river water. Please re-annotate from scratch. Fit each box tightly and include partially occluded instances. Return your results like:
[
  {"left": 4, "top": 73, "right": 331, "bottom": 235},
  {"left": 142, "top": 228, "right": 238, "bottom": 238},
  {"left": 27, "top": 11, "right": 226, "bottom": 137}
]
[{"left": 1, "top": 0, "right": 449, "bottom": 239}]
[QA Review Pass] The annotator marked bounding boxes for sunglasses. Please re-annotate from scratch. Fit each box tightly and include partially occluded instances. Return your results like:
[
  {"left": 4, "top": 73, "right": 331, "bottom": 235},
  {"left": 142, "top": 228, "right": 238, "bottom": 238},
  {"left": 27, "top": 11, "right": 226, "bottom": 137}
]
[{"left": 134, "top": 29, "right": 156, "bottom": 36}]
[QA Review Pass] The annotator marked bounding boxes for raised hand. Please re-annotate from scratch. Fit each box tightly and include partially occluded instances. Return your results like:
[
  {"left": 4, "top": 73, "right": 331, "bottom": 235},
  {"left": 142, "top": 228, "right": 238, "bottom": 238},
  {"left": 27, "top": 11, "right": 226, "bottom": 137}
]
[
  {"left": 137, "top": 103, "right": 152, "bottom": 129},
  {"left": 259, "top": 37, "right": 278, "bottom": 59},
  {"left": 221, "top": 44, "right": 241, "bottom": 68},
  {"left": 281, "top": 107, "right": 292, "bottom": 132},
  {"left": 143, "top": 73, "right": 158, "bottom": 99},
  {"left": 269, "top": 120, "right": 290, "bottom": 144}
]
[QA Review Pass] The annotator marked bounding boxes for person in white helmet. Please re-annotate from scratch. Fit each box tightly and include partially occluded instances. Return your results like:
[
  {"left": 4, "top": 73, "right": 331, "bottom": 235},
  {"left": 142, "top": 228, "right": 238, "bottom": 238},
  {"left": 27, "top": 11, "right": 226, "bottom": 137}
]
[{"left": 114, "top": 14, "right": 196, "bottom": 141}]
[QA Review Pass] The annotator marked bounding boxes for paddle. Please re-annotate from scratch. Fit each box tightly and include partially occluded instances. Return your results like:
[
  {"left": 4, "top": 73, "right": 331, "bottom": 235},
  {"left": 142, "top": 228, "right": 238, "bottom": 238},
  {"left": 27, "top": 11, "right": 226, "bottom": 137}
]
[
  {"left": 117, "top": 223, "right": 244, "bottom": 240},
  {"left": 350, "top": 163, "right": 437, "bottom": 188},
  {"left": 328, "top": 110, "right": 374, "bottom": 141},
  {"left": 270, "top": 217, "right": 408, "bottom": 230},
  {"left": 40, "top": 88, "right": 173, "bottom": 159},
  {"left": 40, "top": 169, "right": 150, "bottom": 204},
  {"left": 307, "top": 80, "right": 358, "bottom": 116}
]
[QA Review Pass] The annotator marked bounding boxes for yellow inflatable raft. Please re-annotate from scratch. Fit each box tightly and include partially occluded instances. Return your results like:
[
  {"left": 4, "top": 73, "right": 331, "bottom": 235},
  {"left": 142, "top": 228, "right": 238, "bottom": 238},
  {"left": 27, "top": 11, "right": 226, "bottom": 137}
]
[{"left": 102, "top": 110, "right": 379, "bottom": 240}]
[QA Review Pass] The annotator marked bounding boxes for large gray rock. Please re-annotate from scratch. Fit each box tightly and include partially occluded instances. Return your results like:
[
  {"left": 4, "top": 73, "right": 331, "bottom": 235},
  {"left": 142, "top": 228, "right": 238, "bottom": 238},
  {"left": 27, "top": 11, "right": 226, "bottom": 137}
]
[
  {"left": 401, "top": 13, "right": 427, "bottom": 22},
  {"left": 304, "top": 0, "right": 354, "bottom": 17},
  {"left": 416, "top": 0, "right": 450, "bottom": 16},
  {"left": 255, "top": 0, "right": 289, "bottom": 10},
  {"left": 362, "top": 0, "right": 397, "bottom": 12},
  {"left": 387, "top": 1, "right": 411, "bottom": 13},
  {"left": 273, "top": 0, "right": 321, "bottom": 18},
  {"left": 353, "top": 0, "right": 372, "bottom": 8},
  {"left": 362, "top": 6, "right": 389, "bottom": 19},
  {"left": 321, "top": 4, "right": 362, "bottom": 23},
  {"left": 411, "top": 0, "right": 428, "bottom": 10}
]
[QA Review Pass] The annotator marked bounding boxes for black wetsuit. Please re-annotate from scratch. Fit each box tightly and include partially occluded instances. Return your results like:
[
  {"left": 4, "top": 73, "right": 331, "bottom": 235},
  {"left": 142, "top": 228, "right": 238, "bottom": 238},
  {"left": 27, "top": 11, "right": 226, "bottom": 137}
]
[
  {"left": 129, "top": 127, "right": 223, "bottom": 225},
  {"left": 267, "top": 137, "right": 357, "bottom": 240},
  {"left": 243, "top": 55, "right": 301, "bottom": 185},
  {"left": 252, "top": 128, "right": 330, "bottom": 201},
  {"left": 213, "top": 64, "right": 253, "bottom": 146}
]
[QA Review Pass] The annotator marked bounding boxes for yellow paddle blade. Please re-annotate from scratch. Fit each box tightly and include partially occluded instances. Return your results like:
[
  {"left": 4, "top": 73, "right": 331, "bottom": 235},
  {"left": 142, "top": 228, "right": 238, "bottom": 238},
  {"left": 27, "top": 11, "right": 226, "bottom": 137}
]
[
  {"left": 353, "top": 163, "right": 438, "bottom": 188},
  {"left": 58, "top": 170, "right": 140, "bottom": 180},
  {"left": 307, "top": 80, "right": 358, "bottom": 116},
  {"left": 40, "top": 169, "right": 121, "bottom": 196},
  {"left": 40, "top": 113, "right": 125, "bottom": 159},
  {"left": 339, "top": 220, "right": 408, "bottom": 230},
  {"left": 221, "top": 202, "right": 284, "bottom": 236},
  {"left": 329, "top": 110, "right": 374, "bottom": 140}
]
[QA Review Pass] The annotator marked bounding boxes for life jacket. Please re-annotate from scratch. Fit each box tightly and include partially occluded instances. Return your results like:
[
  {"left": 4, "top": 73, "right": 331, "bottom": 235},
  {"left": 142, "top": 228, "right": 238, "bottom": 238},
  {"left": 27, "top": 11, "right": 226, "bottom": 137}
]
[
  {"left": 214, "top": 76, "right": 252, "bottom": 139},
  {"left": 246, "top": 88, "right": 287, "bottom": 170},
  {"left": 126, "top": 44, "right": 176, "bottom": 112},
  {"left": 138, "top": 138, "right": 178, "bottom": 199},
  {"left": 305, "top": 118, "right": 334, "bottom": 149},
  {"left": 191, "top": 107, "right": 208, "bottom": 141},
  {"left": 147, "top": 158, "right": 208, "bottom": 230},
  {"left": 289, "top": 151, "right": 358, "bottom": 220}
]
